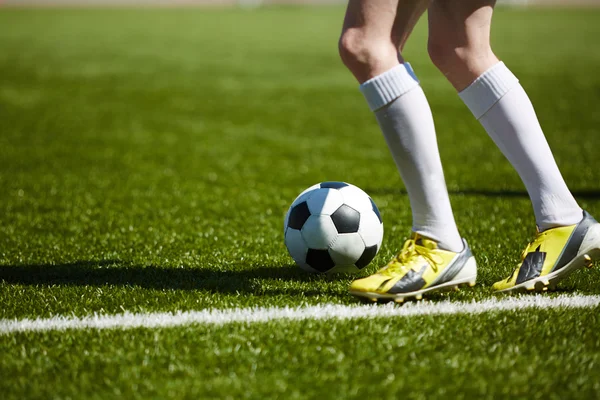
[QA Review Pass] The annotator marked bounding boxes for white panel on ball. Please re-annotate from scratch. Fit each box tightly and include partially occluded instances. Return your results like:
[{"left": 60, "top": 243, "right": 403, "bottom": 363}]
[
  {"left": 301, "top": 215, "right": 338, "bottom": 249},
  {"left": 338, "top": 185, "right": 373, "bottom": 213},
  {"left": 359, "top": 211, "right": 384, "bottom": 248},
  {"left": 306, "top": 188, "right": 344, "bottom": 216},
  {"left": 329, "top": 233, "right": 366, "bottom": 266},
  {"left": 285, "top": 228, "right": 309, "bottom": 267},
  {"left": 291, "top": 183, "right": 320, "bottom": 207}
]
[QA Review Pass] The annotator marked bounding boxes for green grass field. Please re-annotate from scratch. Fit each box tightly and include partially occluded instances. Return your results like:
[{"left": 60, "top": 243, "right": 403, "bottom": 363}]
[{"left": 1, "top": 6, "right": 600, "bottom": 399}]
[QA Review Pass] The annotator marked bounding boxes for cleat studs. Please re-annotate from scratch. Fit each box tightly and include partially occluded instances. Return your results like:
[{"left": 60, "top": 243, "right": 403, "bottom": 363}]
[
  {"left": 456, "top": 282, "right": 475, "bottom": 289},
  {"left": 394, "top": 298, "right": 404, "bottom": 304},
  {"left": 453, "top": 286, "right": 460, "bottom": 291},
  {"left": 542, "top": 286, "right": 548, "bottom": 292},
  {"left": 368, "top": 298, "right": 377, "bottom": 302},
  {"left": 415, "top": 294, "right": 423, "bottom": 300},
  {"left": 542, "top": 280, "right": 550, "bottom": 286},
  {"left": 584, "top": 254, "right": 594, "bottom": 269}
]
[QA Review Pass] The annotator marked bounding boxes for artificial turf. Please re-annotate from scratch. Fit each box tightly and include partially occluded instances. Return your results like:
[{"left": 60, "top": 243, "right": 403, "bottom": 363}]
[{"left": 1, "top": 6, "right": 600, "bottom": 399}]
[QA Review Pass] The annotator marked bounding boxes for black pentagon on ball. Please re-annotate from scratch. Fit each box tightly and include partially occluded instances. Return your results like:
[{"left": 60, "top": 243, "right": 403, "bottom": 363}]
[
  {"left": 369, "top": 197, "right": 382, "bottom": 223},
  {"left": 319, "top": 181, "right": 349, "bottom": 189},
  {"left": 288, "top": 201, "right": 311, "bottom": 230},
  {"left": 356, "top": 245, "right": 378, "bottom": 269},
  {"left": 331, "top": 204, "right": 360, "bottom": 234},
  {"left": 306, "top": 249, "right": 336, "bottom": 272}
]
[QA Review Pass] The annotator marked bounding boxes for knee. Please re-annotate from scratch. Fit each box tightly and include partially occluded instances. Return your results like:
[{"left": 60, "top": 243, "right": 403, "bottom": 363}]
[
  {"left": 427, "top": 35, "right": 464, "bottom": 72},
  {"left": 427, "top": 33, "right": 493, "bottom": 75},
  {"left": 338, "top": 28, "right": 398, "bottom": 83}
]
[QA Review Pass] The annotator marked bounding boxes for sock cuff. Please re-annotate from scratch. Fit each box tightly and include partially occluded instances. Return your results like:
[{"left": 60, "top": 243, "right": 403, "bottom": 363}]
[
  {"left": 458, "top": 62, "right": 519, "bottom": 120},
  {"left": 359, "top": 63, "right": 420, "bottom": 112}
]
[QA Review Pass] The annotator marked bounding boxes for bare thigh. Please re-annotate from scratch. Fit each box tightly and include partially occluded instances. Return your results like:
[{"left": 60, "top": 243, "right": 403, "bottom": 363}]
[{"left": 340, "top": 0, "right": 430, "bottom": 82}]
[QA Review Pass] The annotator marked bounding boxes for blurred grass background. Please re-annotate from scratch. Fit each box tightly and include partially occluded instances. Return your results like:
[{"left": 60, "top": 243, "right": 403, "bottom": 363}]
[{"left": 1, "top": 5, "right": 600, "bottom": 400}]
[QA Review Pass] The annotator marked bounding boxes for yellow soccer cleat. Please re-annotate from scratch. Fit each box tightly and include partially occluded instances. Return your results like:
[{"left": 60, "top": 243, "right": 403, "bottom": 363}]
[
  {"left": 349, "top": 234, "right": 477, "bottom": 302},
  {"left": 493, "top": 211, "right": 600, "bottom": 293}
]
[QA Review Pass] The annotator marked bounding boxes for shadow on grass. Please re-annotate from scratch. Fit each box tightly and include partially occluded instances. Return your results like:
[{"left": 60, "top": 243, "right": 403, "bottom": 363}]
[
  {"left": 0, "top": 260, "right": 349, "bottom": 296},
  {"left": 2, "top": 261, "right": 593, "bottom": 301},
  {"left": 366, "top": 188, "right": 600, "bottom": 199}
]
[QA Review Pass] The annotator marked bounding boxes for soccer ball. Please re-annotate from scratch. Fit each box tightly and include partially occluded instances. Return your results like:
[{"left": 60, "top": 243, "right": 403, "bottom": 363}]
[{"left": 284, "top": 182, "right": 384, "bottom": 273}]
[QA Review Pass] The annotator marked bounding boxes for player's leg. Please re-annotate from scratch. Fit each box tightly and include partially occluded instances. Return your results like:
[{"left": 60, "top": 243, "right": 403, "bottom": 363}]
[
  {"left": 427, "top": 0, "right": 600, "bottom": 293},
  {"left": 340, "top": 0, "right": 477, "bottom": 302},
  {"left": 427, "top": 0, "right": 498, "bottom": 91},
  {"left": 339, "top": 0, "right": 463, "bottom": 251},
  {"left": 339, "top": 0, "right": 426, "bottom": 82}
]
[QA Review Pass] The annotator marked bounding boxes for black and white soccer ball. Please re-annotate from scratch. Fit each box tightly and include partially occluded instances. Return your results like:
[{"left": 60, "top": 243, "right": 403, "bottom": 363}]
[{"left": 284, "top": 182, "right": 384, "bottom": 273}]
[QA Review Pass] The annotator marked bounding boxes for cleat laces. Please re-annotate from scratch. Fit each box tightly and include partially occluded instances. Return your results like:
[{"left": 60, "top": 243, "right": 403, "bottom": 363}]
[{"left": 381, "top": 238, "right": 443, "bottom": 277}]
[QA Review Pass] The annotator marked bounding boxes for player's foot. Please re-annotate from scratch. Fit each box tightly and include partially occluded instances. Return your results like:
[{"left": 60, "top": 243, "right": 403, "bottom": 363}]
[
  {"left": 349, "top": 234, "right": 477, "bottom": 303},
  {"left": 493, "top": 211, "right": 600, "bottom": 294}
]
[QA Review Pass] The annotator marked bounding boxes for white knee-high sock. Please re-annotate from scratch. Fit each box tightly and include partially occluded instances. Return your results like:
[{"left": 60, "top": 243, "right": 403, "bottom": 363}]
[
  {"left": 459, "top": 62, "right": 582, "bottom": 231},
  {"left": 360, "top": 63, "right": 463, "bottom": 252}
]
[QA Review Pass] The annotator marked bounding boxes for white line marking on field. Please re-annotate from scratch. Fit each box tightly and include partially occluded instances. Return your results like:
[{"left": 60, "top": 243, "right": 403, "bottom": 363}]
[{"left": 1, "top": 294, "right": 599, "bottom": 335}]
